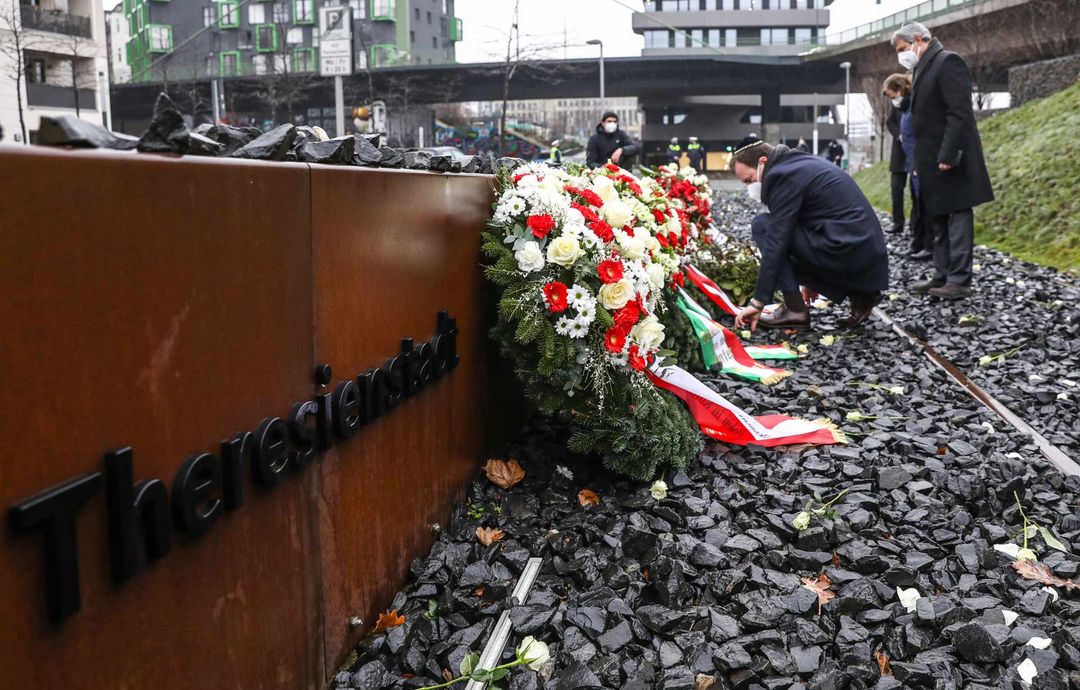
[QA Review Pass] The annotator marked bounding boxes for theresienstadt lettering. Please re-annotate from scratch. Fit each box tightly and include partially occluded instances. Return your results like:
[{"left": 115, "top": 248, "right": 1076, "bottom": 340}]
[{"left": 7, "top": 312, "right": 460, "bottom": 624}]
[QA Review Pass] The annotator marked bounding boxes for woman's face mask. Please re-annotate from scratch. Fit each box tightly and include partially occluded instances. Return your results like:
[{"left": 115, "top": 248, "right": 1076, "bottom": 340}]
[{"left": 603, "top": 121, "right": 618, "bottom": 134}]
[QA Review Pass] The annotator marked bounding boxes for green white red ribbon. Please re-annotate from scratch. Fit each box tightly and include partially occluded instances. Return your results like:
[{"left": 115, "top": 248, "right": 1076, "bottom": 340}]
[
  {"left": 685, "top": 263, "right": 740, "bottom": 316},
  {"left": 647, "top": 363, "right": 845, "bottom": 447},
  {"left": 676, "top": 288, "right": 792, "bottom": 385}
]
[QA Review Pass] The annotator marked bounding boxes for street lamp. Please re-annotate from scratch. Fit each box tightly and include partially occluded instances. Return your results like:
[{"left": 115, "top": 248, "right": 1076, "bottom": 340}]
[
  {"left": 839, "top": 61, "right": 852, "bottom": 167},
  {"left": 586, "top": 39, "right": 605, "bottom": 105}
]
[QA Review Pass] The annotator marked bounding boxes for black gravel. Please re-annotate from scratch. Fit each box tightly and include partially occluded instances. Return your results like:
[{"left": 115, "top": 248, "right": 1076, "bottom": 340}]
[{"left": 336, "top": 192, "right": 1080, "bottom": 690}]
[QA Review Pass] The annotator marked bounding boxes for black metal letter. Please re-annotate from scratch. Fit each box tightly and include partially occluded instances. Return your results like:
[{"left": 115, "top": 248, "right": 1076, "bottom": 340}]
[
  {"left": 172, "top": 453, "right": 223, "bottom": 537},
  {"left": 251, "top": 417, "right": 291, "bottom": 487},
  {"left": 220, "top": 432, "right": 252, "bottom": 511},
  {"left": 289, "top": 400, "right": 318, "bottom": 468},
  {"left": 331, "top": 380, "right": 362, "bottom": 438},
  {"left": 104, "top": 447, "right": 171, "bottom": 583}
]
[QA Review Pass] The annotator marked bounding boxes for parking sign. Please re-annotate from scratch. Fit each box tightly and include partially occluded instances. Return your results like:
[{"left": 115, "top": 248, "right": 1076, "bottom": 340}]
[{"left": 319, "top": 6, "right": 353, "bottom": 77}]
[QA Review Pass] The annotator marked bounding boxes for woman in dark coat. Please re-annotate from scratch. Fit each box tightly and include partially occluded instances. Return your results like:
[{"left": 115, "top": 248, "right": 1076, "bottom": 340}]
[
  {"left": 892, "top": 22, "right": 994, "bottom": 299},
  {"left": 883, "top": 73, "right": 932, "bottom": 259},
  {"left": 729, "top": 140, "right": 889, "bottom": 330}
]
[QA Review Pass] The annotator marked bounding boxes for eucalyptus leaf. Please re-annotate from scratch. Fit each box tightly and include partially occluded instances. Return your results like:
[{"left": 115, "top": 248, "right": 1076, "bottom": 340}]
[
  {"left": 1039, "top": 525, "right": 1070, "bottom": 553},
  {"left": 490, "top": 668, "right": 509, "bottom": 681},
  {"left": 1024, "top": 525, "right": 1038, "bottom": 539},
  {"left": 459, "top": 653, "right": 480, "bottom": 677}
]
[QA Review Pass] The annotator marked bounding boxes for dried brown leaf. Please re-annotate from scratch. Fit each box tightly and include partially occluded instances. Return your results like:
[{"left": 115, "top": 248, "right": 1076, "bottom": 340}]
[
  {"left": 578, "top": 489, "right": 600, "bottom": 507},
  {"left": 442, "top": 669, "right": 454, "bottom": 682},
  {"left": 694, "top": 674, "right": 716, "bottom": 690},
  {"left": 475, "top": 526, "right": 505, "bottom": 546},
  {"left": 800, "top": 573, "right": 836, "bottom": 614},
  {"left": 372, "top": 609, "right": 404, "bottom": 635},
  {"left": 1012, "top": 560, "right": 1080, "bottom": 591},
  {"left": 484, "top": 458, "right": 525, "bottom": 489},
  {"left": 875, "top": 650, "right": 892, "bottom": 676}
]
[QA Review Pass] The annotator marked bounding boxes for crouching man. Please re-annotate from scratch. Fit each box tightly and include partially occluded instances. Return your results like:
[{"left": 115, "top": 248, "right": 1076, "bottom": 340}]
[{"left": 731, "top": 138, "right": 889, "bottom": 330}]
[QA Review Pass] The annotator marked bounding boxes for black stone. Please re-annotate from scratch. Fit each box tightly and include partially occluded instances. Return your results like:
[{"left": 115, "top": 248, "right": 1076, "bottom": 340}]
[
  {"left": 377, "top": 146, "right": 405, "bottom": 168},
  {"left": 230, "top": 124, "right": 297, "bottom": 161},
  {"left": 951, "top": 622, "right": 1004, "bottom": 663},
  {"left": 298, "top": 137, "right": 356, "bottom": 165},
  {"left": 196, "top": 124, "right": 262, "bottom": 156},
  {"left": 352, "top": 135, "right": 383, "bottom": 166},
  {"left": 36, "top": 115, "right": 138, "bottom": 150},
  {"left": 136, "top": 93, "right": 191, "bottom": 154}
]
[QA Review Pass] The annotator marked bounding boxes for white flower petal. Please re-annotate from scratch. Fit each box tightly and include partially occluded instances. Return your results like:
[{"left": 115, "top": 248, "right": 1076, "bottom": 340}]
[
  {"left": 1042, "top": 586, "right": 1060, "bottom": 603},
  {"left": 993, "top": 543, "right": 1021, "bottom": 559},
  {"left": 1027, "top": 637, "right": 1053, "bottom": 650},
  {"left": 1017, "top": 657, "right": 1038, "bottom": 684},
  {"left": 1001, "top": 609, "right": 1019, "bottom": 626},
  {"left": 896, "top": 586, "right": 922, "bottom": 614}
]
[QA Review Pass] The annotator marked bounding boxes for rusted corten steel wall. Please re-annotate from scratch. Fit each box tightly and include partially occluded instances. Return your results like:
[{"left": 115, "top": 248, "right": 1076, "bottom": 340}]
[{"left": 0, "top": 146, "right": 501, "bottom": 689}]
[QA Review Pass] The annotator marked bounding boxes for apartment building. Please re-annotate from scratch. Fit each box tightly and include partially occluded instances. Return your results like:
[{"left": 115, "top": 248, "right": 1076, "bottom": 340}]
[
  {"left": 119, "top": 0, "right": 462, "bottom": 85},
  {"left": 631, "top": 0, "right": 845, "bottom": 161},
  {"left": 0, "top": 0, "right": 110, "bottom": 143}
]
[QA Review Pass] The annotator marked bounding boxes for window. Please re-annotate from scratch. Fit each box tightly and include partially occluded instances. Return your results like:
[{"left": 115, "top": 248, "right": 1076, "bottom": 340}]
[
  {"left": 794, "top": 27, "right": 811, "bottom": 44},
  {"left": 294, "top": 0, "right": 315, "bottom": 23},
  {"left": 673, "top": 30, "right": 688, "bottom": 48},
  {"left": 427, "top": 11, "right": 432, "bottom": 24},
  {"left": 350, "top": 0, "right": 366, "bottom": 19},
  {"left": 372, "top": 0, "right": 394, "bottom": 20},
  {"left": 431, "top": 36, "right": 437, "bottom": 48},
  {"left": 247, "top": 4, "right": 265, "bottom": 25},
  {"left": 28, "top": 58, "right": 45, "bottom": 83},
  {"left": 220, "top": 50, "right": 241, "bottom": 76},
  {"left": 148, "top": 24, "right": 172, "bottom": 52},
  {"left": 255, "top": 24, "right": 278, "bottom": 51},
  {"left": 661, "top": 111, "right": 688, "bottom": 125},
  {"left": 410, "top": 30, "right": 414, "bottom": 43},
  {"left": 689, "top": 28, "right": 704, "bottom": 46},
  {"left": 202, "top": 6, "right": 215, "bottom": 27},
  {"left": 218, "top": 2, "right": 239, "bottom": 28},
  {"left": 292, "top": 47, "right": 315, "bottom": 72},
  {"left": 287, "top": 27, "right": 303, "bottom": 44},
  {"left": 273, "top": 2, "right": 290, "bottom": 23},
  {"left": 643, "top": 29, "right": 667, "bottom": 49},
  {"left": 706, "top": 28, "right": 721, "bottom": 47},
  {"left": 414, "top": 7, "right": 419, "bottom": 19},
  {"left": 440, "top": 16, "right": 446, "bottom": 37},
  {"left": 252, "top": 54, "right": 268, "bottom": 75},
  {"left": 760, "top": 27, "right": 789, "bottom": 45},
  {"left": 725, "top": 28, "right": 736, "bottom": 46},
  {"left": 369, "top": 43, "right": 397, "bottom": 67}
]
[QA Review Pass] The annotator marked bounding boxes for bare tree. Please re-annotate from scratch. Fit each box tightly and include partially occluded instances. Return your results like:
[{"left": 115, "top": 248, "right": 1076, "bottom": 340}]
[
  {"left": 255, "top": 18, "right": 318, "bottom": 125},
  {"left": 861, "top": 75, "right": 893, "bottom": 163},
  {"left": 57, "top": 30, "right": 96, "bottom": 117},
  {"left": 956, "top": 10, "right": 1001, "bottom": 110},
  {"left": 1020, "top": 0, "right": 1080, "bottom": 62},
  {"left": 0, "top": 0, "right": 35, "bottom": 142}
]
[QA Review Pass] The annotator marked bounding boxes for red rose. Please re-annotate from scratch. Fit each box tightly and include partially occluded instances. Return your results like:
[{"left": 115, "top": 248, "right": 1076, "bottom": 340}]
[
  {"left": 628, "top": 344, "right": 647, "bottom": 371},
  {"left": 604, "top": 326, "right": 628, "bottom": 354},
  {"left": 597, "top": 258, "right": 624, "bottom": 284},
  {"left": 604, "top": 163, "right": 620, "bottom": 173},
  {"left": 589, "top": 220, "right": 615, "bottom": 243},
  {"left": 652, "top": 209, "right": 666, "bottom": 224},
  {"left": 614, "top": 301, "right": 641, "bottom": 330},
  {"left": 542, "top": 281, "right": 569, "bottom": 313},
  {"left": 656, "top": 233, "right": 670, "bottom": 249},
  {"left": 671, "top": 271, "right": 685, "bottom": 288},
  {"left": 527, "top": 214, "right": 557, "bottom": 239},
  {"left": 626, "top": 180, "right": 643, "bottom": 196}
]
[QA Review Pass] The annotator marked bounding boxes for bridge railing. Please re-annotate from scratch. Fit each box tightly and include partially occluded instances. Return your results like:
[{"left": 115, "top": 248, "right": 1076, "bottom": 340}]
[{"left": 825, "top": 0, "right": 980, "bottom": 46}]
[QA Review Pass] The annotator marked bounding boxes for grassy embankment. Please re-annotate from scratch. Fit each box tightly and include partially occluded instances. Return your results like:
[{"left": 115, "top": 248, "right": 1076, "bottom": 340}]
[{"left": 853, "top": 81, "right": 1080, "bottom": 273}]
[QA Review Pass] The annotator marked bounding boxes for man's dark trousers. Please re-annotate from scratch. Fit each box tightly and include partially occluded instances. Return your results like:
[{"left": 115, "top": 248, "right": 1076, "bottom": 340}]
[
  {"left": 890, "top": 171, "right": 907, "bottom": 231},
  {"left": 931, "top": 209, "right": 974, "bottom": 286},
  {"left": 751, "top": 214, "right": 847, "bottom": 301}
]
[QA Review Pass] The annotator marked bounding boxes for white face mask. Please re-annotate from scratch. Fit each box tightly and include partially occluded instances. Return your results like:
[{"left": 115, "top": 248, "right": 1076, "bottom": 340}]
[
  {"left": 898, "top": 49, "right": 919, "bottom": 70},
  {"left": 746, "top": 181, "right": 762, "bottom": 203},
  {"left": 603, "top": 122, "right": 618, "bottom": 134},
  {"left": 891, "top": 96, "right": 903, "bottom": 107}
]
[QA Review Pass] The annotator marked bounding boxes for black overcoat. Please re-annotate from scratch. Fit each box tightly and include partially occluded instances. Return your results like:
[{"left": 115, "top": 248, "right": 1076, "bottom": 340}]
[
  {"left": 585, "top": 125, "right": 640, "bottom": 170},
  {"left": 754, "top": 147, "right": 889, "bottom": 303},
  {"left": 887, "top": 105, "right": 906, "bottom": 174},
  {"left": 910, "top": 40, "right": 995, "bottom": 216}
]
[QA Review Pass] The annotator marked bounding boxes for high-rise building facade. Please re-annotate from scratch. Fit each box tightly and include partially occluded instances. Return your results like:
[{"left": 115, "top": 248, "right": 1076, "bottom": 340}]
[
  {"left": 120, "top": 0, "right": 462, "bottom": 85},
  {"left": 630, "top": 0, "right": 844, "bottom": 163},
  {"left": 0, "top": 0, "right": 110, "bottom": 143}
]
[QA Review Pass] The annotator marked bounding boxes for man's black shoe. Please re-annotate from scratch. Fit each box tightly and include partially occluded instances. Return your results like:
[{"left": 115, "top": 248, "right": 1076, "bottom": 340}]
[
  {"left": 759, "top": 306, "right": 811, "bottom": 329},
  {"left": 909, "top": 249, "right": 932, "bottom": 260},
  {"left": 912, "top": 278, "right": 945, "bottom": 294},
  {"left": 928, "top": 283, "right": 971, "bottom": 300},
  {"left": 839, "top": 291, "right": 882, "bottom": 328}
]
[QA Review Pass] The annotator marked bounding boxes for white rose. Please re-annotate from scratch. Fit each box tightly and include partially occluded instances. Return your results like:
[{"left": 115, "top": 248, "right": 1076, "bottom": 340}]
[
  {"left": 514, "top": 241, "right": 545, "bottom": 273},
  {"left": 630, "top": 315, "right": 665, "bottom": 351},
  {"left": 546, "top": 235, "right": 582, "bottom": 267},
  {"left": 617, "top": 233, "right": 646, "bottom": 260},
  {"left": 601, "top": 199, "right": 633, "bottom": 229},
  {"left": 649, "top": 480, "right": 668, "bottom": 500},
  {"left": 647, "top": 263, "right": 666, "bottom": 288},
  {"left": 516, "top": 174, "right": 540, "bottom": 189},
  {"left": 645, "top": 236, "right": 662, "bottom": 255},
  {"left": 666, "top": 215, "right": 682, "bottom": 236},
  {"left": 792, "top": 512, "right": 812, "bottom": 531},
  {"left": 591, "top": 175, "right": 618, "bottom": 203},
  {"left": 599, "top": 279, "right": 634, "bottom": 310},
  {"left": 565, "top": 207, "right": 585, "bottom": 226},
  {"left": 516, "top": 636, "right": 550, "bottom": 671}
]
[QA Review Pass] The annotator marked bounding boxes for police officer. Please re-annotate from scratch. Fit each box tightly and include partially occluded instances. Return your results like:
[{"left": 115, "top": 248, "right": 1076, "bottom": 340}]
[
  {"left": 667, "top": 137, "right": 682, "bottom": 165},
  {"left": 548, "top": 139, "right": 562, "bottom": 166},
  {"left": 686, "top": 136, "right": 705, "bottom": 172}
]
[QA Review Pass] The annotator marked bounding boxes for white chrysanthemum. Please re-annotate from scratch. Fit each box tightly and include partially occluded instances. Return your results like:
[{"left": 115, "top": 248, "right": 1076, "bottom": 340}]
[
  {"left": 514, "top": 241, "right": 545, "bottom": 273},
  {"left": 580, "top": 233, "right": 602, "bottom": 250},
  {"left": 565, "top": 207, "right": 585, "bottom": 226},
  {"left": 576, "top": 302, "right": 597, "bottom": 323},
  {"left": 567, "top": 317, "right": 590, "bottom": 339},
  {"left": 562, "top": 222, "right": 587, "bottom": 238},
  {"left": 554, "top": 316, "right": 574, "bottom": 336},
  {"left": 616, "top": 232, "right": 647, "bottom": 261},
  {"left": 567, "top": 284, "right": 592, "bottom": 307}
]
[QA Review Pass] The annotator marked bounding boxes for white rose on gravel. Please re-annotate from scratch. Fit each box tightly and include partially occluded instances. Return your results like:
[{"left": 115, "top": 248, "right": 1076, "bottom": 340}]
[
  {"left": 514, "top": 241, "right": 545, "bottom": 273},
  {"left": 792, "top": 512, "right": 812, "bottom": 530},
  {"left": 631, "top": 315, "right": 666, "bottom": 352},
  {"left": 1027, "top": 637, "right": 1053, "bottom": 650},
  {"left": 1042, "top": 586, "right": 1060, "bottom": 602},
  {"left": 993, "top": 543, "right": 1021, "bottom": 559},
  {"left": 1002, "top": 609, "right": 1019, "bottom": 626},
  {"left": 647, "top": 263, "right": 666, "bottom": 289},
  {"left": 1017, "top": 547, "right": 1038, "bottom": 562},
  {"left": 896, "top": 587, "right": 922, "bottom": 614},
  {"left": 649, "top": 480, "right": 668, "bottom": 500},
  {"left": 516, "top": 636, "right": 550, "bottom": 671},
  {"left": 599, "top": 279, "right": 635, "bottom": 310},
  {"left": 546, "top": 235, "right": 583, "bottom": 267},
  {"left": 1018, "top": 657, "right": 1038, "bottom": 683},
  {"left": 601, "top": 198, "right": 634, "bottom": 228}
]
